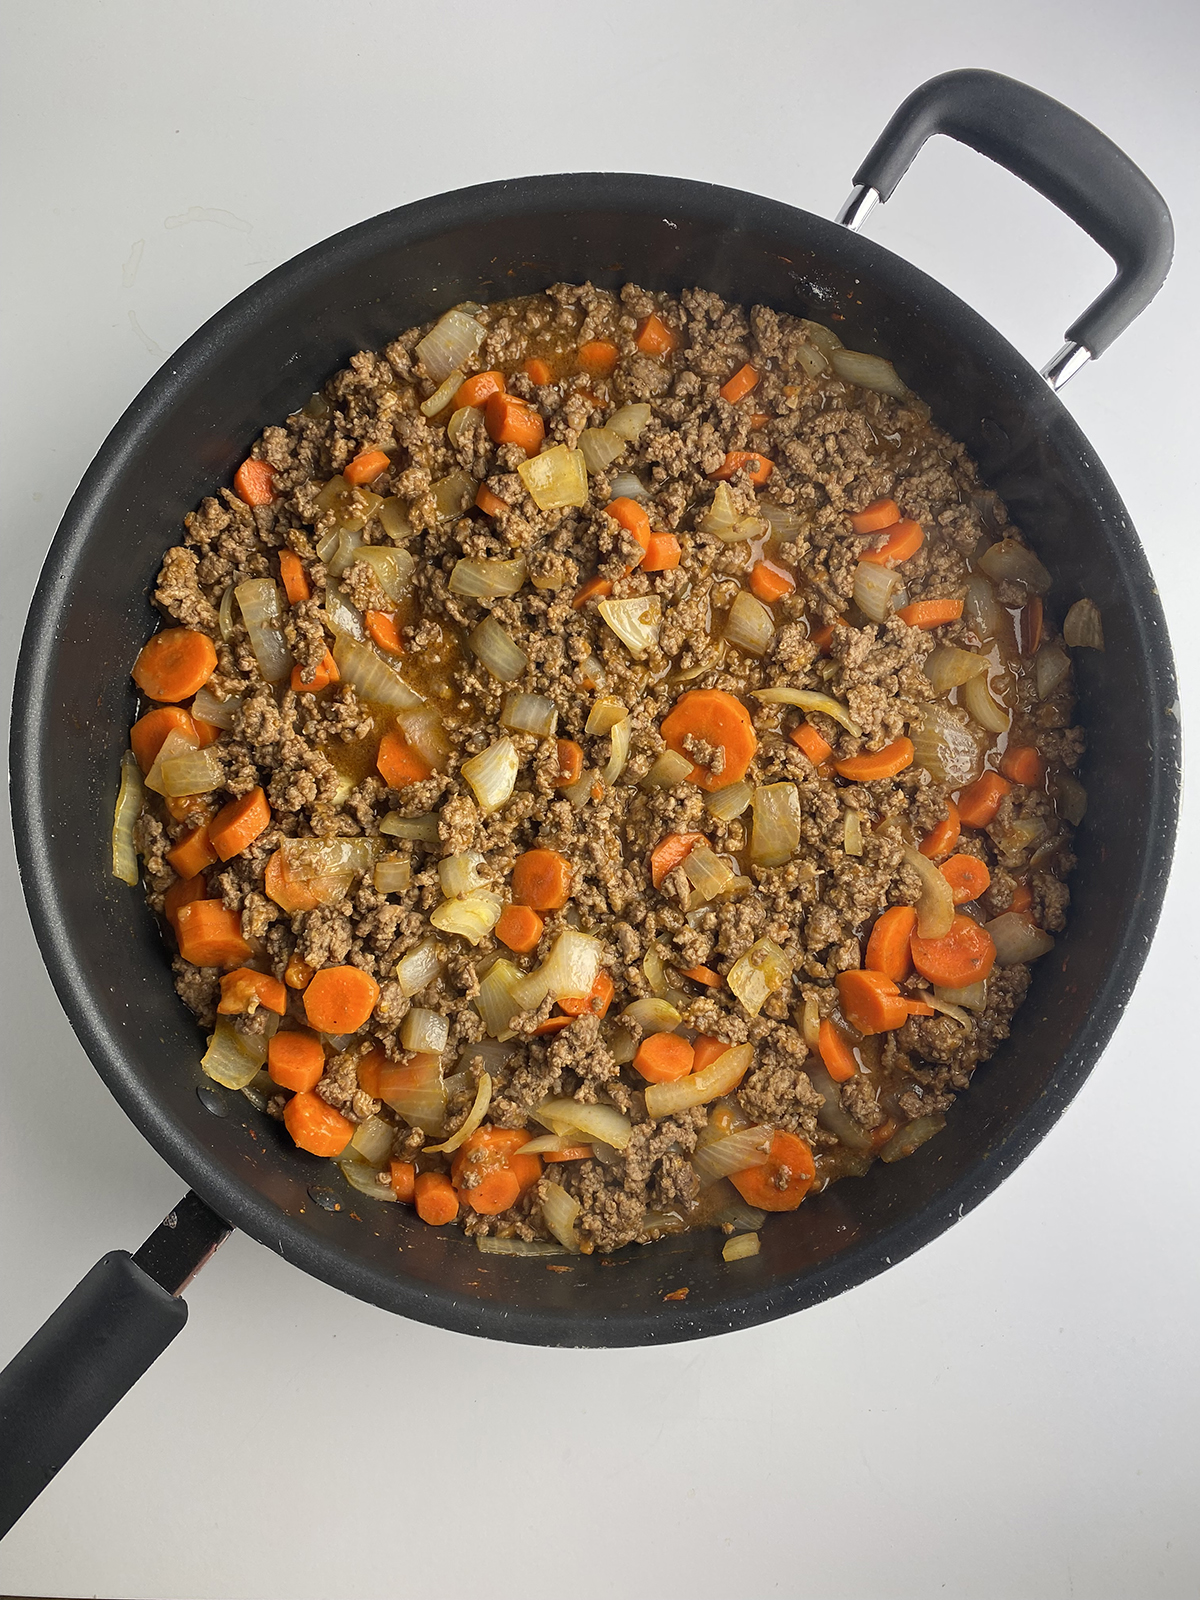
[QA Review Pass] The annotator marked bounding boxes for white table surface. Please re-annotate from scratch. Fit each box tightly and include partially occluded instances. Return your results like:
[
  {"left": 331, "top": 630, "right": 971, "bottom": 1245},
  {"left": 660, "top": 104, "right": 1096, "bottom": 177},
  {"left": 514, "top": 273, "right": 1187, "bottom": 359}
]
[{"left": 2, "top": 3, "right": 1198, "bottom": 1596}]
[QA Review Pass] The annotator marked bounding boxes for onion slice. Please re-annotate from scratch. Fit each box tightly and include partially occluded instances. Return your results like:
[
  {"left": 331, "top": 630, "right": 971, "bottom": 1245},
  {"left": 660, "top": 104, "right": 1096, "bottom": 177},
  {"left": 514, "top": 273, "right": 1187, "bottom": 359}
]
[
  {"left": 598, "top": 596, "right": 661, "bottom": 659},
  {"left": 902, "top": 846, "right": 955, "bottom": 939},
  {"left": 1064, "top": 598, "right": 1104, "bottom": 649},
  {"left": 460, "top": 738, "right": 518, "bottom": 813},
  {"left": 986, "top": 912, "right": 1056, "bottom": 964},
  {"left": 541, "top": 1182, "right": 582, "bottom": 1251},
  {"left": 829, "top": 348, "right": 908, "bottom": 399},
  {"left": 727, "top": 938, "right": 792, "bottom": 1016},
  {"left": 111, "top": 751, "right": 143, "bottom": 885},
  {"left": 752, "top": 687, "right": 862, "bottom": 738},
  {"left": 416, "top": 309, "right": 485, "bottom": 383},
  {"left": 644, "top": 1043, "right": 753, "bottom": 1119},
  {"left": 424, "top": 1072, "right": 492, "bottom": 1153},
  {"left": 333, "top": 635, "right": 424, "bottom": 710}
]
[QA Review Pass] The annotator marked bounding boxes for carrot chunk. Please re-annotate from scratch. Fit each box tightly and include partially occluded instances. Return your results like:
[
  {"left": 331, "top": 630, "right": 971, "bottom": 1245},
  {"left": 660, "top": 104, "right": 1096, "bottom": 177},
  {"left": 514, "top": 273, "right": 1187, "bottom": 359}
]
[
  {"left": 278, "top": 549, "right": 311, "bottom": 604},
  {"left": 709, "top": 451, "right": 773, "bottom": 486},
  {"left": 896, "top": 598, "right": 964, "bottom": 629},
  {"left": 791, "top": 721, "right": 833, "bottom": 766},
  {"left": 818, "top": 1017, "right": 859, "bottom": 1083},
  {"left": 343, "top": 449, "right": 390, "bottom": 486},
  {"left": 940, "top": 853, "right": 992, "bottom": 905},
  {"left": 414, "top": 1172, "right": 459, "bottom": 1225},
  {"left": 860, "top": 519, "right": 924, "bottom": 566},
  {"left": 495, "top": 904, "right": 544, "bottom": 954},
  {"left": 131, "top": 706, "right": 198, "bottom": 774},
  {"left": 635, "top": 314, "right": 678, "bottom": 355},
  {"left": 999, "top": 745, "right": 1045, "bottom": 787},
  {"left": 554, "top": 738, "right": 584, "bottom": 787},
  {"left": 365, "top": 611, "right": 404, "bottom": 655},
  {"left": 233, "top": 458, "right": 277, "bottom": 507},
  {"left": 720, "top": 363, "right": 760, "bottom": 404},
  {"left": 164, "top": 874, "right": 207, "bottom": 930},
  {"left": 377, "top": 730, "right": 432, "bottom": 790},
  {"left": 578, "top": 340, "right": 619, "bottom": 378},
  {"left": 512, "top": 848, "right": 572, "bottom": 911},
  {"left": 833, "top": 737, "right": 914, "bottom": 781},
  {"left": 660, "top": 688, "right": 758, "bottom": 792},
  {"left": 957, "top": 771, "right": 1011, "bottom": 829},
  {"left": 454, "top": 370, "right": 505, "bottom": 410},
  {"left": 835, "top": 969, "right": 910, "bottom": 1034},
  {"left": 729, "top": 1131, "right": 815, "bottom": 1211},
  {"left": 208, "top": 787, "right": 270, "bottom": 861},
  {"left": 849, "top": 498, "right": 899, "bottom": 535},
  {"left": 475, "top": 484, "right": 509, "bottom": 517},
  {"left": 389, "top": 1160, "right": 417, "bottom": 1202},
  {"left": 267, "top": 1030, "right": 325, "bottom": 1093},
  {"left": 749, "top": 561, "right": 795, "bottom": 603},
  {"left": 910, "top": 914, "right": 996, "bottom": 987},
  {"left": 284, "top": 1090, "right": 353, "bottom": 1157},
  {"left": 642, "top": 533, "right": 682, "bottom": 571},
  {"left": 302, "top": 965, "right": 379, "bottom": 1034},
  {"left": 218, "top": 967, "right": 287, "bottom": 1017},
  {"left": 523, "top": 357, "right": 554, "bottom": 385},
  {"left": 571, "top": 575, "right": 614, "bottom": 609},
  {"left": 484, "top": 393, "right": 544, "bottom": 454},
  {"left": 649, "top": 831, "right": 706, "bottom": 889},
  {"left": 680, "top": 965, "right": 724, "bottom": 988},
  {"left": 634, "top": 1032, "right": 695, "bottom": 1084},
  {"left": 918, "top": 799, "right": 961, "bottom": 860},
  {"left": 865, "top": 905, "right": 917, "bottom": 983},
  {"left": 691, "top": 1035, "right": 732, "bottom": 1073},
  {"left": 132, "top": 629, "right": 217, "bottom": 702},
  {"left": 166, "top": 824, "right": 217, "bottom": 882},
  {"left": 174, "top": 900, "right": 252, "bottom": 968},
  {"left": 290, "top": 648, "right": 339, "bottom": 693}
]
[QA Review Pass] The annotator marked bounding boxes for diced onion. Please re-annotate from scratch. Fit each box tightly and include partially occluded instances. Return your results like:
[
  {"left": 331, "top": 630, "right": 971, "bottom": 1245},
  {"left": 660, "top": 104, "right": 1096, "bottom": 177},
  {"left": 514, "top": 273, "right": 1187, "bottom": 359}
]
[
  {"left": 978, "top": 539, "right": 1051, "bottom": 594},
  {"left": 879, "top": 1114, "right": 945, "bottom": 1163},
  {"left": 752, "top": 686, "right": 862, "bottom": 737},
  {"left": 609, "top": 473, "right": 648, "bottom": 502},
  {"left": 430, "top": 891, "right": 503, "bottom": 945},
  {"left": 705, "top": 779, "right": 752, "bottom": 821},
  {"left": 641, "top": 748, "right": 692, "bottom": 788},
  {"left": 1035, "top": 644, "right": 1072, "bottom": 700},
  {"left": 603, "top": 717, "right": 632, "bottom": 785},
  {"left": 202, "top": 1016, "right": 267, "bottom": 1090},
  {"left": 964, "top": 572, "right": 1005, "bottom": 640},
  {"left": 693, "top": 1125, "right": 771, "bottom": 1185},
  {"left": 446, "top": 404, "right": 477, "bottom": 449},
  {"left": 698, "top": 482, "right": 740, "bottom": 537},
  {"left": 925, "top": 644, "right": 987, "bottom": 695},
  {"left": 934, "top": 980, "right": 988, "bottom": 1013},
  {"left": 352, "top": 545, "right": 415, "bottom": 602},
  {"left": 844, "top": 809, "right": 863, "bottom": 856},
  {"left": 801, "top": 994, "right": 821, "bottom": 1051},
  {"left": 191, "top": 686, "right": 242, "bottom": 729},
  {"left": 350, "top": 1113, "right": 394, "bottom": 1168},
  {"left": 111, "top": 750, "right": 143, "bottom": 885},
  {"left": 723, "top": 1232, "right": 761, "bottom": 1261},
  {"left": 395, "top": 935, "right": 442, "bottom": 996},
  {"left": 381, "top": 812, "right": 440, "bottom": 844},
  {"left": 438, "top": 850, "right": 489, "bottom": 898},
  {"left": 449, "top": 556, "right": 527, "bottom": 598},
  {"left": 532, "top": 1097, "right": 632, "bottom": 1150},
  {"left": 585, "top": 696, "right": 628, "bottom": 736},
  {"left": 377, "top": 1050, "right": 445, "bottom": 1133},
  {"left": 801, "top": 319, "right": 843, "bottom": 355},
  {"left": 218, "top": 584, "right": 236, "bottom": 642},
  {"left": 501, "top": 692, "right": 558, "bottom": 738},
  {"left": 468, "top": 616, "right": 528, "bottom": 683},
  {"left": 516, "top": 1133, "right": 581, "bottom": 1155},
  {"left": 562, "top": 767, "right": 598, "bottom": 810},
  {"left": 578, "top": 427, "right": 626, "bottom": 473},
  {"left": 608, "top": 403, "right": 651, "bottom": 441},
  {"left": 518, "top": 444, "right": 588, "bottom": 511},
  {"left": 541, "top": 1181, "right": 582, "bottom": 1252},
  {"left": 333, "top": 634, "right": 424, "bottom": 710},
  {"left": 853, "top": 560, "right": 902, "bottom": 623},
  {"left": 236, "top": 578, "right": 293, "bottom": 682},
  {"left": 324, "top": 581, "right": 366, "bottom": 641},
  {"left": 961, "top": 671, "right": 1011, "bottom": 734},
  {"left": 986, "top": 912, "right": 1055, "bottom": 964},
  {"left": 516, "top": 930, "right": 603, "bottom": 1010},
  {"left": 829, "top": 347, "right": 908, "bottom": 399},
  {"left": 337, "top": 1158, "right": 397, "bottom": 1202},
  {"left": 750, "top": 784, "right": 801, "bottom": 868},
  {"left": 619, "top": 997, "right": 682, "bottom": 1032},
  {"left": 807, "top": 1061, "right": 872, "bottom": 1153},
  {"left": 421, "top": 370, "right": 464, "bottom": 416},
  {"left": 682, "top": 845, "right": 734, "bottom": 901},
  {"left": 903, "top": 846, "right": 955, "bottom": 939},
  {"left": 598, "top": 595, "right": 661, "bottom": 659},
  {"left": 378, "top": 497, "right": 412, "bottom": 542},
  {"left": 911, "top": 703, "right": 983, "bottom": 787},
  {"left": 925, "top": 995, "right": 972, "bottom": 1026},
  {"left": 725, "top": 591, "right": 774, "bottom": 656},
  {"left": 476, "top": 1236, "right": 568, "bottom": 1256},
  {"left": 283, "top": 837, "right": 377, "bottom": 880},
  {"left": 160, "top": 745, "right": 223, "bottom": 798},
  {"left": 1064, "top": 598, "right": 1104, "bottom": 649},
  {"left": 759, "top": 501, "right": 804, "bottom": 541},
  {"left": 394, "top": 707, "right": 452, "bottom": 771},
  {"left": 461, "top": 737, "right": 519, "bottom": 813},
  {"left": 401, "top": 1006, "right": 449, "bottom": 1054},
  {"left": 374, "top": 856, "right": 412, "bottom": 894},
  {"left": 643, "top": 947, "right": 669, "bottom": 997},
  {"left": 423, "top": 1070, "right": 493, "bottom": 1154},
  {"left": 326, "top": 526, "right": 361, "bottom": 579},
  {"left": 726, "top": 939, "right": 792, "bottom": 1017},
  {"left": 417, "top": 309, "right": 485, "bottom": 383},
  {"left": 644, "top": 1042, "right": 754, "bottom": 1118},
  {"left": 431, "top": 470, "right": 477, "bottom": 521},
  {"left": 1053, "top": 771, "right": 1088, "bottom": 824},
  {"left": 477, "top": 958, "right": 522, "bottom": 1039}
]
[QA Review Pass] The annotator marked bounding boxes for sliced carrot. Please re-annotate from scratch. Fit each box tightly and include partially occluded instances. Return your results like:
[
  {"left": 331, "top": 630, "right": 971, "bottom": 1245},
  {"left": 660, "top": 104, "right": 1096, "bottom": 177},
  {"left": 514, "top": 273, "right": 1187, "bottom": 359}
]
[
  {"left": 233, "top": 458, "right": 277, "bottom": 507},
  {"left": 860, "top": 519, "right": 924, "bottom": 566},
  {"left": 896, "top": 598, "right": 964, "bottom": 629},
  {"left": 523, "top": 357, "right": 554, "bottom": 385},
  {"left": 452, "top": 1127, "right": 540, "bottom": 1213},
  {"left": 344, "top": 449, "right": 390, "bottom": 486},
  {"left": 290, "top": 647, "right": 339, "bottom": 693},
  {"left": 484, "top": 392, "right": 544, "bottom": 454},
  {"left": 543, "top": 1145, "right": 593, "bottom": 1163},
  {"left": 811, "top": 616, "right": 847, "bottom": 656},
  {"left": 388, "top": 1160, "right": 416, "bottom": 1202},
  {"left": 634, "top": 1032, "right": 695, "bottom": 1083},
  {"left": 649, "top": 831, "right": 707, "bottom": 889},
  {"left": 267, "top": 1029, "right": 325, "bottom": 1092},
  {"left": 208, "top": 787, "right": 270, "bottom": 861},
  {"left": 571, "top": 575, "right": 613, "bottom": 609},
  {"left": 578, "top": 340, "right": 619, "bottom": 378},
  {"left": 512, "top": 848, "right": 573, "bottom": 911},
  {"left": 496, "top": 904, "right": 544, "bottom": 954},
  {"left": 131, "top": 706, "right": 197, "bottom": 774},
  {"left": 278, "top": 549, "right": 311, "bottom": 604},
  {"left": 910, "top": 914, "right": 996, "bottom": 987},
  {"left": 729, "top": 1131, "right": 815, "bottom": 1211},
  {"left": 303, "top": 965, "right": 380, "bottom": 1033},
  {"left": 164, "top": 793, "right": 209, "bottom": 824},
  {"left": 284, "top": 1090, "right": 353, "bottom": 1157},
  {"left": 660, "top": 688, "right": 758, "bottom": 792},
  {"left": 905, "top": 999, "right": 938, "bottom": 1017},
  {"left": 709, "top": 451, "right": 773, "bottom": 486},
  {"left": 218, "top": 967, "right": 288, "bottom": 1017},
  {"left": 849, "top": 498, "right": 899, "bottom": 535},
  {"left": 1009, "top": 880, "right": 1034, "bottom": 916},
  {"left": 475, "top": 484, "right": 509, "bottom": 517},
  {"left": 680, "top": 965, "right": 723, "bottom": 988},
  {"left": 166, "top": 824, "right": 217, "bottom": 882},
  {"left": 164, "top": 873, "right": 207, "bottom": 930},
  {"left": 865, "top": 905, "right": 917, "bottom": 983},
  {"left": 264, "top": 850, "right": 324, "bottom": 915},
  {"left": 554, "top": 738, "right": 584, "bottom": 787},
  {"left": 835, "top": 968, "right": 910, "bottom": 1034},
  {"left": 957, "top": 771, "right": 1011, "bottom": 829},
  {"left": 532, "top": 1015, "right": 574, "bottom": 1036},
  {"left": 940, "top": 853, "right": 991, "bottom": 905},
  {"left": 635, "top": 314, "right": 678, "bottom": 355},
  {"left": 377, "top": 730, "right": 432, "bottom": 790},
  {"left": 919, "top": 799, "right": 961, "bottom": 860},
  {"left": 791, "top": 721, "right": 834, "bottom": 766},
  {"left": 691, "top": 1035, "right": 732, "bottom": 1073},
  {"left": 454, "top": 370, "right": 505, "bottom": 410},
  {"left": 999, "top": 745, "right": 1044, "bottom": 787},
  {"left": 132, "top": 629, "right": 218, "bottom": 702},
  {"left": 284, "top": 952, "right": 314, "bottom": 989},
  {"left": 559, "top": 969, "right": 615, "bottom": 1019},
  {"left": 833, "top": 737, "right": 914, "bottom": 781},
  {"left": 818, "top": 1017, "right": 859, "bottom": 1083},
  {"left": 605, "top": 496, "right": 652, "bottom": 566},
  {"left": 1020, "top": 596, "right": 1044, "bottom": 656},
  {"left": 174, "top": 900, "right": 252, "bottom": 968},
  {"left": 414, "top": 1171, "right": 459, "bottom": 1225},
  {"left": 720, "top": 363, "right": 759, "bottom": 404},
  {"left": 749, "top": 561, "right": 795, "bottom": 603},
  {"left": 642, "top": 533, "right": 682, "bottom": 571},
  {"left": 365, "top": 611, "right": 404, "bottom": 655}
]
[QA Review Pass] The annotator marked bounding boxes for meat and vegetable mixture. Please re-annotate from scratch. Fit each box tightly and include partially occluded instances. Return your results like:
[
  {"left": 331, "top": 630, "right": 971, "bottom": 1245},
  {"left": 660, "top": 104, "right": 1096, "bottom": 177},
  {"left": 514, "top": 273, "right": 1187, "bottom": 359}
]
[{"left": 111, "top": 282, "right": 1100, "bottom": 1260}]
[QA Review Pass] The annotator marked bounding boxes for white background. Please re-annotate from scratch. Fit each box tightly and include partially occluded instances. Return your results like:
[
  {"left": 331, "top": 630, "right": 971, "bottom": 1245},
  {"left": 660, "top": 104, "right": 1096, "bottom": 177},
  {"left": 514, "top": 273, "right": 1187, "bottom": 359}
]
[{"left": 2, "top": 3, "right": 1198, "bottom": 1596}]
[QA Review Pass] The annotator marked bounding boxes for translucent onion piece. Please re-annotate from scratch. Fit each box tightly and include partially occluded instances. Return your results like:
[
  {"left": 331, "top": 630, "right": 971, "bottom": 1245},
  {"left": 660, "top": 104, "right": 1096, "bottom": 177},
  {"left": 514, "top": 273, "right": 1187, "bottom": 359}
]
[
  {"left": 806, "top": 1060, "right": 872, "bottom": 1152},
  {"left": 512, "top": 931, "right": 602, "bottom": 1010},
  {"left": 394, "top": 707, "right": 452, "bottom": 771},
  {"left": 380, "top": 1052, "right": 446, "bottom": 1133},
  {"left": 161, "top": 744, "right": 224, "bottom": 798},
  {"left": 793, "top": 343, "right": 829, "bottom": 378},
  {"left": 1035, "top": 644, "right": 1072, "bottom": 700},
  {"left": 111, "top": 750, "right": 143, "bottom": 885},
  {"left": 449, "top": 555, "right": 527, "bottom": 599},
  {"left": 986, "top": 912, "right": 1055, "bottom": 964},
  {"left": 476, "top": 1236, "right": 568, "bottom": 1257},
  {"left": 236, "top": 578, "right": 293, "bottom": 682},
  {"left": 853, "top": 560, "right": 902, "bottom": 623},
  {"left": 374, "top": 856, "right": 411, "bottom": 895},
  {"left": 532, "top": 1098, "right": 632, "bottom": 1150},
  {"left": 218, "top": 583, "right": 236, "bottom": 641},
  {"left": 476, "top": 958, "right": 522, "bottom": 1039},
  {"left": 608, "top": 403, "right": 651, "bottom": 442},
  {"left": 324, "top": 581, "right": 366, "bottom": 642},
  {"left": 378, "top": 497, "right": 411, "bottom": 542},
  {"left": 281, "top": 837, "right": 378, "bottom": 882},
  {"left": 316, "top": 523, "right": 341, "bottom": 565},
  {"left": 1053, "top": 771, "right": 1088, "bottom": 825},
  {"left": 641, "top": 748, "right": 692, "bottom": 788},
  {"left": 191, "top": 686, "right": 242, "bottom": 729},
  {"left": 752, "top": 686, "right": 862, "bottom": 737},
  {"left": 801, "top": 994, "right": 821, "bottom": 1052},
  {"left": 350, "top": 1113, "right": 394, "bottom": 1168},
  {"left": 501, "top": 692, "right": 558, "bottom": 738},
  {"left": 619, "top": 997, "right": 681, "bottom": 1032},
  {"left": 608, "top": 1026, "right": 637, "bottom": 1065},
  {"left": 429, "top": 891, "right": 503, "bottom": 945},
  {"left": 395, "top": 935, "right": 442, "bottom": 997},
  {"left": 925, "top": 644, "right": 988, "bottom": 695},
  {"left": 585, "top": 695, "right": 628, "bottom": 737},
  {"left": 879, "top": 1113, "right": 946, "bottom": 1163},
  {"left": 578, "top": 427, "right": 626, "bottom": 473},
  {"left": 337, "top": 1157, "right": 397, "bottom": 1202},
  {"left": 438, "top": 850, "right": 489, "bottom": 898},
  {"left": 562, "top": 767, "right": 598, "bottom": 810},
  {"left": 725, "top": 590, "right": 775, "bottom": 656},
  {"left": 801, "top": 319, "right": 843, "bottom": 355},
  {"left": 934, "top": 980, "right": 988, "bottom": 1013},
  {"left": 698, "top": 482, "right": 739, "bottom": 537},
  {"left": 417, "top": 310, "right": 485, "bottom": 383},
  {"left": 925, "top": 996, "right": 972, "bottom": 1026},
  {"left": 759, "top": 501, "right": 804, "bottom": 541},
  {"left": 978, "top": 538, "right": 1051, "bottom": 594},
  {"left": 829, "top": 347, "right": 908, "bottom": 399},
  {"left": 705, "top": 779, "right": 752, "bottom": 821},
  {"left": 693, "top": 1125, "right": 771, "bottom": 1185},
  {"left": 432, "top": 470, "right": 477, "bottom": 521},
  {"left": 401, "top": 1006, "right": 449, "bottom": 1054},
  {"left": 903, "top": 846, "right": 955, "bottom": 939},
  {"left": 516, "top": 1133, "right": 581, "bottom": 1155},
  {"left": 844, "top": 809, "right": 863, "bottom": 857},
  {"left": 326, "top": 526, "right": 360, "bottom": 579},
  {"left": 469, "top": 616, "right": 528, "bottom": 683},
  {"left": 750, "top": 784, "right": 802, "bottom": 868},
  {"left": 446, "top": 404, "right": 478, "bottom": 450},
  {"left": 353, "top": 544, "right": 415, "bottom": 602},
  {"left": 608, "top": 472, "right": 648, "bottom": 502},
  {"left": 422, "top": 1071, "right": 492, "bottom": 1154},
  {"left": 911, "top": 703, "right": 983, "bottom": 787},
  {"left": 1064, "top": 598, "right": 1104, "bottom": 649},
  {"left": 541, "top": 1181, "right": 582, "bottom": 1252},
  {"left": 726, "top": 939, "right": 792, "bottom": 1017},
  {"left": 602, "top": 718, "right": 632, "bottom": 785},
  {"left": 381, "top": 812, "right": 440, "bottom": 844},
  {"left": 461, "top": 737, "right": 519, "bottom": 813},
  {"left": 643, "top": 947, "right": 669, "bottom": 997},
  {"left": 682, "top": 845, "right": 734, "bottom": 901},
  {"left": 239, "top": 1066, "right": 275, "bottom": 1113},
  {"left": 723, "top": 1232, "right": 761, "bottom": 1262},
  {"left": 455, "top": 1040, "right": 514, "bottom": 1077},
  {"left": 964, "top": 573, "right": 1005, "bottom": 640},
  {"left": 333, "top": 634, "right": 424, "bottom": 711},
  {"left": 518, "top": 444, "right": 588, "bottom": 511},
  {"left": 598, "top": 595, "right": 661, "bottom": 659},
  {"left": 961, "top": 671, "right": 1011, "bottom": 734},
  {"left": 202, "top": 1016, "right": 267, "bottom": 1090},
  {"left": 644, "top": 1043, "right": 754, "bottom": 1119}
]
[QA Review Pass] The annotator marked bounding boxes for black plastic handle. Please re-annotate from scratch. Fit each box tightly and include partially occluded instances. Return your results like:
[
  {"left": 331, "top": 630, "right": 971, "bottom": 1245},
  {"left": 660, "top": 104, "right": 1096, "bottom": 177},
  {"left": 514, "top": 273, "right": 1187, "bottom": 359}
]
[
  {"left": 852, "top": 69, "right": 1174, "bottom": 357},
  {"left": 0, "top": 1193, "right": 229, "bottom": 1536}
]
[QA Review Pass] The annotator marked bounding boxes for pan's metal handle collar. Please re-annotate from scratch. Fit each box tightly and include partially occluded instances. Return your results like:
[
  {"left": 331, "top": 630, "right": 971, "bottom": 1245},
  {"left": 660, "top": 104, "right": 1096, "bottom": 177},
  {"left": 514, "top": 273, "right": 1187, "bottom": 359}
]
[
  {"left": 835, "top": 184, "right": 879, "bottom": 232},
  {"left": 1041, "top": 340, "right": 1093, "bottom": 391}
]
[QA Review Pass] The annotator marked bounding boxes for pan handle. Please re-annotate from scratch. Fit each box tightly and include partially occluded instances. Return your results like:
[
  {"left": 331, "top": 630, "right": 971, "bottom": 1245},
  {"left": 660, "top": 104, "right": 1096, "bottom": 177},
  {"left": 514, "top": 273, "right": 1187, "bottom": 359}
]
[
  {"left": 0, "top": 1191, "right": 229, "bottom": 1536},
  {"left": 836, "top": 69, "right": 1174, "bottom": 385}
]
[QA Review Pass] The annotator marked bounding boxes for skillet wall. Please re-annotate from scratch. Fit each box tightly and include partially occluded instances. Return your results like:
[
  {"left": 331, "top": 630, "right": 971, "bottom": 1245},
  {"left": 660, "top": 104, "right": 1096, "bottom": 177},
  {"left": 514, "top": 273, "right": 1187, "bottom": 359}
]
[{"left": 11, "top": 175, "right": 1179, "bottom": 1346}]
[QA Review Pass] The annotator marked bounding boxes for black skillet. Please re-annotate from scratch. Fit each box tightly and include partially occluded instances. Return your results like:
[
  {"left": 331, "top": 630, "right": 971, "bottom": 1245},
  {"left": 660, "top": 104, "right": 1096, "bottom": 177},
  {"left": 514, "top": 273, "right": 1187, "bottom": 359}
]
[{"left": 0, "top": 71, "right": 1179, "bottom": 1534}]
